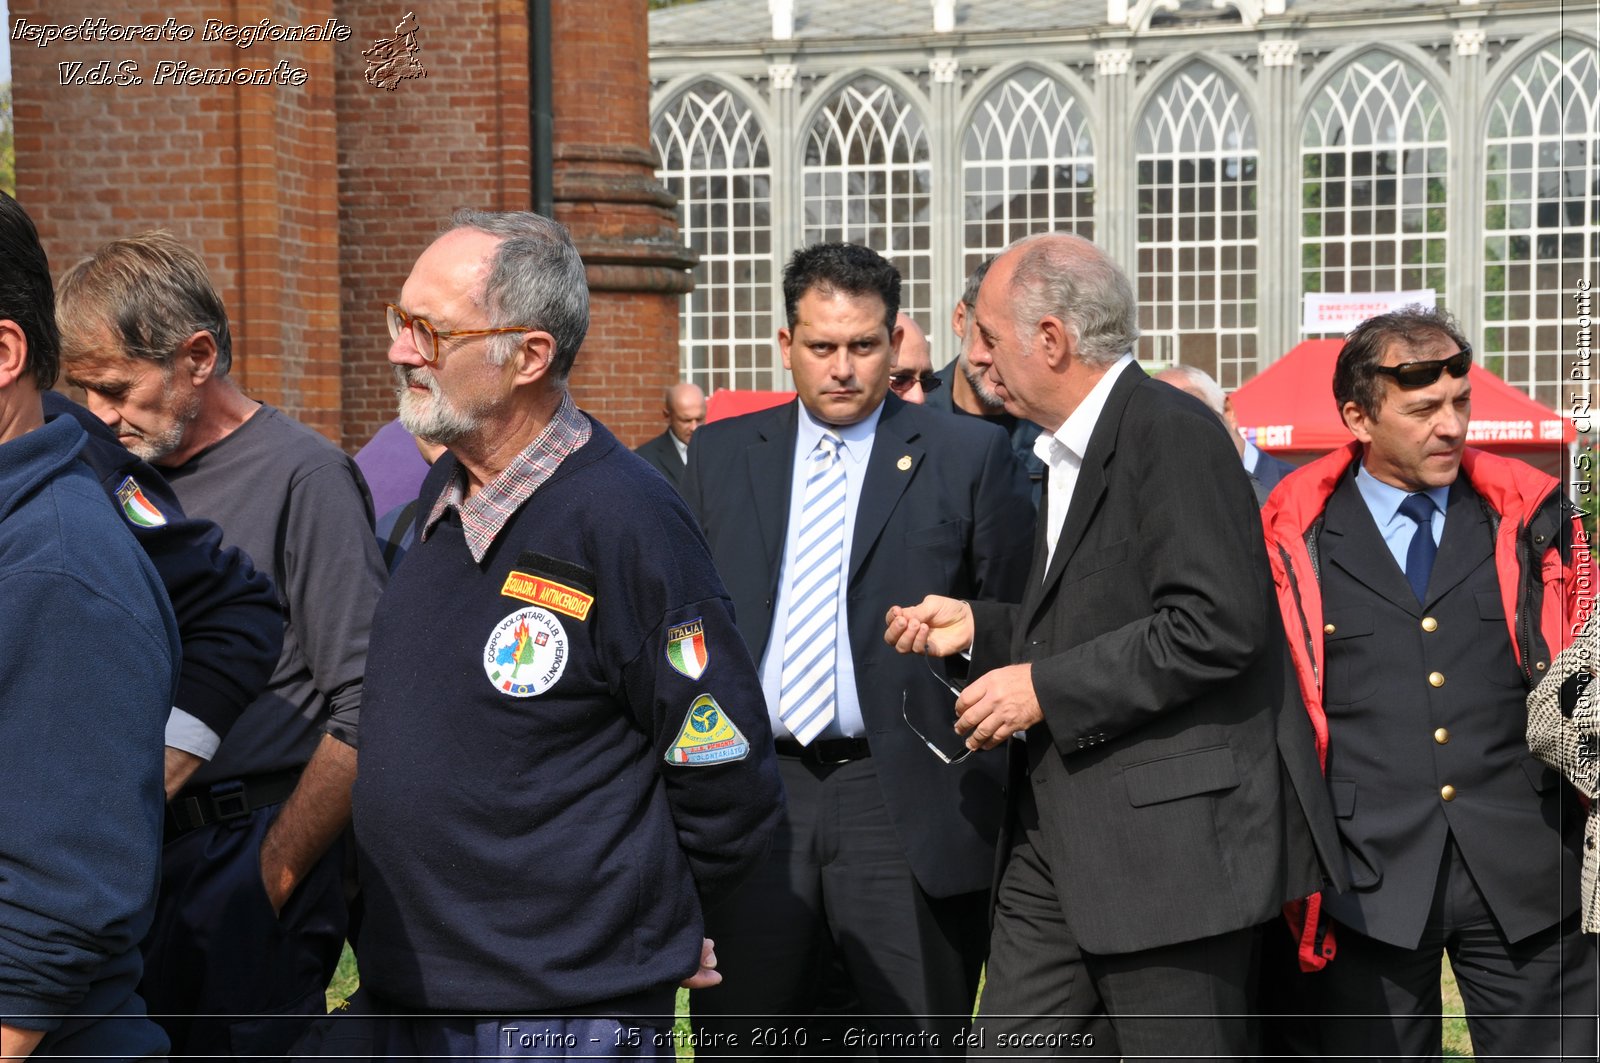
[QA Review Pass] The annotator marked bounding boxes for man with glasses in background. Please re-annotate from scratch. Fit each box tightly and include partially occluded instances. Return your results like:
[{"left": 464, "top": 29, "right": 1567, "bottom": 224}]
[
  {"left": 682, "top": 242, "right": 1035, "bottom": 1052},
  {"left": 1260, "top": 306, "right": 1596, "bottom": 1058},
  {"left": 888, "top": 311, "right": 940, "bottom": 405},
  {"left": 55, "top": 232, "right": 387, "bottom": 1061}
]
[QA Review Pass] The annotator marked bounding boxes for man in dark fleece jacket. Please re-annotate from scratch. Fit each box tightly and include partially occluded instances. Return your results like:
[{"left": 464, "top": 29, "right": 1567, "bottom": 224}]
[
  {"left": 43, "top": 389, "right": 283, "bottom": 799},
  {"left": 0, "top": 192, "right": 177, "bottom": 1059},
  {"left": 345, "top": 210, "right": 781, "bottom": 1058}
]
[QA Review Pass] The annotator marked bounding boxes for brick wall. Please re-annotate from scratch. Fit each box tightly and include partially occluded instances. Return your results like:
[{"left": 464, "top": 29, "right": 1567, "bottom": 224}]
[
  {"left": 12, "top": 0, "right": 686, "bottom": 451},
  {"left": 333, "top": 0, "right": 533, "bottom": 449},
  {"left": 13, "top": 0, "right": 343, "bottom": 439}
]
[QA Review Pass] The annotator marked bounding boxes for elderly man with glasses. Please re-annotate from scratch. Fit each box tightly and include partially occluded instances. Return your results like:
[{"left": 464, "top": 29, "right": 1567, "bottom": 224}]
[
  {"left": 1259, "top": 305, "right": 1596, "bottom": 1059},
  {"left": 56, "top": 231, "right": 388, "bottom": 1061},
  {"left": 343, "top": 211, "right": 781, "bottom": 1058}
]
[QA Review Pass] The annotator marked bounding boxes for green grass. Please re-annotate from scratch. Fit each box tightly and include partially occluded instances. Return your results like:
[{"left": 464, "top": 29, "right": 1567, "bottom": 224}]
[
  {"left": 325, "top": 943, "right": 359, "bottom": 1010},
  {"left": 325, "top": 946, "right": 1477, "bottom": 1060},
  {"left": 1443, "top": 956, "right": 1474, "bottom": 1059}
]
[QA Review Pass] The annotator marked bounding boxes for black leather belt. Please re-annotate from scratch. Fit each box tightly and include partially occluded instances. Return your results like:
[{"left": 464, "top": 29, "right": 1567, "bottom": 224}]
[
  {"left": 774, "top": 736, "right": 872, "bottom": 765},
  {"left": 165, "top": 768, "right": 302, "bottom": 837}
]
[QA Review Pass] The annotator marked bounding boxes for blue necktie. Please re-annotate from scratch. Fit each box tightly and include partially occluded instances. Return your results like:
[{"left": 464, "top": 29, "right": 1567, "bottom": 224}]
[
  {"left": 779, "top": 433, "right": 846, "bottom": 745},
  {"left": 1399, "top": 493, "right": 1437, "bottom": 604}
]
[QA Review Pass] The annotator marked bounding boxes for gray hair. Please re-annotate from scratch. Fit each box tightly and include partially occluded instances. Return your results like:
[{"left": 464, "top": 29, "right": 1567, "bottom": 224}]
[
  {"left": 960, "top": 259, "right": 992, "bottom": 311},
  {"left": 447, "top": 209, "right": 590, "bottom": 379},
  {"left": 1003, "top": 233, "right": 1139, "bottom": 368},
  {"left": 56, "top": 230, "right": 233, "bottom": 376},
  {"left": 1155, "top": 365, "right": 1226, "bottom": 419}
]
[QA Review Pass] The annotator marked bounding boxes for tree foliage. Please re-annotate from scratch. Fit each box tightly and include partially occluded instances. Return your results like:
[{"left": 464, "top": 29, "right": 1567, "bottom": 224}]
[{"left": 0, "top": 83, "right": 14, "bottom": 198}]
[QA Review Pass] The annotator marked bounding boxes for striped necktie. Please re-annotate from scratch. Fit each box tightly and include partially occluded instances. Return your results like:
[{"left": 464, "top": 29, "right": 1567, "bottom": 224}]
[{"left": 779, "top": 432, "right": 847, "bottom": 745}]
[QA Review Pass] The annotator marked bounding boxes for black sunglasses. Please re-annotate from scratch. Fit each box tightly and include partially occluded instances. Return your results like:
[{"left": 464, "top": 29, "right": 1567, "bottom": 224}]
[
  {"left": 889, "top": 371, "right": 942, "bottom": 394},
  {"left": 1372, "top": 347, "right": 1472, "bottom": 389}
]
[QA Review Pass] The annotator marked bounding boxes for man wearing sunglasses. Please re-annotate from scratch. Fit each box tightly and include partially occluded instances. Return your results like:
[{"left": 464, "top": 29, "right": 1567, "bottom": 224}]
[
  {"left": 56, "top": 232, "right": 388, "bottom": 1060},
  {"left": 1261, "top": 306, "right": 1596, "bottom": 1059},
  {"left": 887, "top": 312, "right": 940, "bottom": 404}
]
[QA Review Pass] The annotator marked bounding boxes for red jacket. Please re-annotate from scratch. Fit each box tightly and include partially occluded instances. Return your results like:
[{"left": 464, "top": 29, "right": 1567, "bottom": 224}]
[{"left": 1261, "top": 443, "right": 1593, "bottom": 970}]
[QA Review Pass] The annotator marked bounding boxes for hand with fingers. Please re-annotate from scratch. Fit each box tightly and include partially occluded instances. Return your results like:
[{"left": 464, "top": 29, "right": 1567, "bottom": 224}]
[
  {"left": 954, "top": 663, "right": 1042, "bottom": 751},
  {"left": 884, "top": 595, "right": 973, "bottom": 656},
  {"left": 680, "top": 937, "right": 722, "bottom": 989}
]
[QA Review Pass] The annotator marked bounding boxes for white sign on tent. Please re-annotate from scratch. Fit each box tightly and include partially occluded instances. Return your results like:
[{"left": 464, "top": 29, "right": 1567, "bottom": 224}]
[{"left": 1302, "top": 290, "right": 1437, "bottom": 333}]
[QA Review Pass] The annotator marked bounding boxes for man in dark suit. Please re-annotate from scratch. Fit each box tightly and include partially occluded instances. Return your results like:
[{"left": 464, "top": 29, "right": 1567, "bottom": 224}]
[
  {"left": 683, "top": 243, "right": 1035, "bottom": 1051},
  {"left": 1260, "top": 307, "right": 1596, "bottom": 1060},
  {"left": 1249, "top": 438, "right": 1296, "bottom": 493},
  {"left": 886, "top": 233, "right": 1326, "bottom": 1059},
  {"left": 634, "top": 381, "right": 704, "bottom": 491}
]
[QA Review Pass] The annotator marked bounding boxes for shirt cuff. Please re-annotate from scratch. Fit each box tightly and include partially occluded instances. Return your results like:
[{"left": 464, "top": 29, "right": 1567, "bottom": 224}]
[{"left": 165, "top": 707, "right": 221, "bottom": 760}]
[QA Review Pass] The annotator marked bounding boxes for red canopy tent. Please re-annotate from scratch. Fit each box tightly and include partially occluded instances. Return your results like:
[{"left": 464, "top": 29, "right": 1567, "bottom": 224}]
[
  {"left": 706, "top": 388, "right": 794, "bottom": 422},
  {"left": 1230, "top": 340, "right": 1575, "bottom": 475}
]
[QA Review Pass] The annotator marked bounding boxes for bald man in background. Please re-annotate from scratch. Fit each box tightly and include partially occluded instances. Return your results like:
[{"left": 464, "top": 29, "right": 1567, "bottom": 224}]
[
  {"left": 636, "top": 381, "right": 706, "bottom": 492},
  {"left": 888, "top": 312, "right": 940, "bottom": 405}
]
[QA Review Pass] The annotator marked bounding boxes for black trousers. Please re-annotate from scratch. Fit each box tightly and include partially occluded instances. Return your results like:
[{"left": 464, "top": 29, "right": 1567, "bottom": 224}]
[
  {"left": 691, "top": 753, "right": 988, "bottom": 1058},
  {"left": 140, "top": 802, "right": 348, "bottom": 1063},
  {"left": 974, "top": 786, "right": 1257, "bottom": 1062},
  {"left": 1307, "top": 836, "right": 1598, "bottom": 1062}
]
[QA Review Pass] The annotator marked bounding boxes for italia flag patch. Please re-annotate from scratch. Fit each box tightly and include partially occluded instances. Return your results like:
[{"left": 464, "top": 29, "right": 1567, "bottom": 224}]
[
  {"left": 665, "top": 693, "right": 749, "bottom": 766},
  {"left": 665, "top": 617, "right": 709, "bottom": 680},
  {"left": 115, "top": 476, "right": 168, "bottom": 528}
]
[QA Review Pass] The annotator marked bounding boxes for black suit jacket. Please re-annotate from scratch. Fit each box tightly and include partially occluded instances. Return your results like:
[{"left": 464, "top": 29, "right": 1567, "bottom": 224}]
[
  {"left": 635, "top": 430, "right": 686, "bottom": 491},
  {"left": 1251, "top": 447, "right": 1296, "bottom": 494},
  {"left": 683, "top": 395, "right": 1036, "bottom": 898},
  {"left": 1316, "top": 472, "right": 1582, "bottom": 946},
  {"left": 968, "top": 366, "right": 1322, "bottom": 955}
]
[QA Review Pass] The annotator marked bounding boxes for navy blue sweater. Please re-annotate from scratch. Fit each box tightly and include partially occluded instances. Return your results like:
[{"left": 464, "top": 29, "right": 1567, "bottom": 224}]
[
  {"left": 0, "top": 415, "right": 176, "bottom": 1057},
  {"left": 42, "top": 391, "right": 281, "bottom": 741},
  {"left": 353, "top": 418, "right": 782, "bottom": 1014}
]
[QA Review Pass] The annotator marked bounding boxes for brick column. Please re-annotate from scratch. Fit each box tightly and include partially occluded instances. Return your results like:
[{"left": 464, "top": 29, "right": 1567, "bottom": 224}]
[{"left": 550, "top": 0, "right": 695, "bottom": 445}]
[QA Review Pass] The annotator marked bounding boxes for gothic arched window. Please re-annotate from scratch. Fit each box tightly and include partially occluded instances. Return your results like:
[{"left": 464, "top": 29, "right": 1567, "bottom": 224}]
[
  {"left": 652, "top": 82, "right": 777, "bottom": 390},
  {"left": 1301, "top": 53, "right": 1449, "bottom": 333},
  {"left": 1136, "top": 62, "right": 1259, "bottom": 387},
  {"left": 802, "top": 77, "right": 934, "bottom": 321},
  {"left": 962, "top": 68, "right": 1095, "bottom": 282},
  {"left": 1483, "top": 39, "right": 1599, "bottom": 410}
]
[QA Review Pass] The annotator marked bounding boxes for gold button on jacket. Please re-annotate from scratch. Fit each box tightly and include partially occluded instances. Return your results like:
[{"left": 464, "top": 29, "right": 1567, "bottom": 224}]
[
  {"left": 1440, "top": 785, "right": 1457, "bottom": 801},
  {"left": 1434, "top": 728, "right": 1450, "bottom": 744},
  {"left": 1428, "top": 671, "right": 1445, "bottom": 688}
]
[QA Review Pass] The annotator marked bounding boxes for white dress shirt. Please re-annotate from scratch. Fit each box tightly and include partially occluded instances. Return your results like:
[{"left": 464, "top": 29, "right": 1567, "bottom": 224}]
[{"left": 1033, "top": 353, "right": 1135, "bottom": 574}]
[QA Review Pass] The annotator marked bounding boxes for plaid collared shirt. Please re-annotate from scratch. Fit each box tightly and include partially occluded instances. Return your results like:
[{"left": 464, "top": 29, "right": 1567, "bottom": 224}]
[{"left": 421, "top": 392, "right": 593, "bottom": 562}]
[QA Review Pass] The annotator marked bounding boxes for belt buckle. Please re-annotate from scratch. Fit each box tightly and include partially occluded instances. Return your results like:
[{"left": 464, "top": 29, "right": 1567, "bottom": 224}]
[
  {"left": 209, "top": 780, "right": 249, "bottom": 822},
  {"left": 813, "top": 741, "right": 856, "bottom": 766}
]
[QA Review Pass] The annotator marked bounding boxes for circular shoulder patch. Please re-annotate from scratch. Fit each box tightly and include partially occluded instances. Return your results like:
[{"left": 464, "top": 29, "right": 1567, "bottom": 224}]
[{"left": 482, "top": 606, "right": 569, "bottom": 697}]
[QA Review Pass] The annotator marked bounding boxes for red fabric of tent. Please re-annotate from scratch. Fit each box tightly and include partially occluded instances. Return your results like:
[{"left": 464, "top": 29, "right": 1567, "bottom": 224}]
[
  {"left": 706, "top": 388, "right": 794, "bottom": 422},
  {"left": 1231, "top": 339, "right": 1575, "bottom": 454}
]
